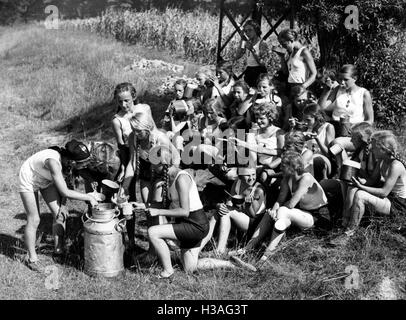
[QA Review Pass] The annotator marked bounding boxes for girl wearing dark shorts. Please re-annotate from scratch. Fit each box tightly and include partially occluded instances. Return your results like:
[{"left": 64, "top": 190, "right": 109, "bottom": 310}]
[{"left": 146, "top": 146, "right": 209, "bottom": 278}]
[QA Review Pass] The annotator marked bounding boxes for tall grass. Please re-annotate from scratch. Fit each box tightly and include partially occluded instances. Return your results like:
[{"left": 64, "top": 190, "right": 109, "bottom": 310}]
[{"left": 59, "top": 7, "right": 281, "bottom": 69}]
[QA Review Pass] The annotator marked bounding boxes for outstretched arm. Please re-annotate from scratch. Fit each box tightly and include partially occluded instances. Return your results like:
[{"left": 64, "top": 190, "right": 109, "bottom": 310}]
[{"left": 46, "top": 158, "right": 97, "bottom": 206}]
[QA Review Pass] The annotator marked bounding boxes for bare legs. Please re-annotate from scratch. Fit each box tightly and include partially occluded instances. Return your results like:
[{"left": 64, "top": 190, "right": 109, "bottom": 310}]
[
  {"left": 20, "top": 192, "right": 40, "bottom": 261},
  {"left": 20, "top": 184, "right": 64, "bottom": 261}
]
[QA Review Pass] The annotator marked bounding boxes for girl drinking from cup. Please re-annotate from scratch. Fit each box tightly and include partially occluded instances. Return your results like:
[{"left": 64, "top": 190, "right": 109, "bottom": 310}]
[
  {"left": 318, "top": 64, "right": 373, "bottom": 138},
  {"left": 302, "top": 103, "right": 335, "bottom": 181},
  {"left": 253, "top": 73, "right": 283, "bottom": 110},
  {"left": 210, "top": 167, "right": 266, "bottom": 255},
  {"left": 233, "top": 20, "right": 269, "bottom": 88},
  {"left": 244, "top": 151, "right": 327, "bottom": 263},
  {"left": 331, "top": 131, "right": 406, "bottom": 243},
  {"left": 146, "top": 146, "right": 210, "bottom": 278}
]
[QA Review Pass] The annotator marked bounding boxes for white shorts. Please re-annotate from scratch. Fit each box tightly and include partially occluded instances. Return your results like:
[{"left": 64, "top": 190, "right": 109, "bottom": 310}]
[{"left": 18, "top": 161, "right": 53, "bottom": 193}]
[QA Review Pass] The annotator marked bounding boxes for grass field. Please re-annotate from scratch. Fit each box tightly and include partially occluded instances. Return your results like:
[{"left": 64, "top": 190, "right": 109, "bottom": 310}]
[{"left": 0, "top": 23, "right": 405, "bottom": 300}]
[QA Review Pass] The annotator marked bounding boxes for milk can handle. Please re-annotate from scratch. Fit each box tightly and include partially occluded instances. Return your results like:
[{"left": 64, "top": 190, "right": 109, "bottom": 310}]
[{"left": 115, "top": 218, "right": 127, "bottom": 233}]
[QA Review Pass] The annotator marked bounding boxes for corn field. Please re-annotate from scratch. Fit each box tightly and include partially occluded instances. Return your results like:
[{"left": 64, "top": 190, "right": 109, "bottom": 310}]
[{"left": 59, "top": 8, "right": 279, "bottom": 67}]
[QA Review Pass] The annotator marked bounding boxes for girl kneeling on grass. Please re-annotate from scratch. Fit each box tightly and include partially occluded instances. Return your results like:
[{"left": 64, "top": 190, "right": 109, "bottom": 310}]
[
  {"left": 244, "top": 151, "right": 328, "bottom": 263},
  {"left": 145, "top": 146, "right": 210, "bottom": 278},
  {"left": 343, "top": 131, "right": 406, "bottom": 236},
  {"left": 18, "top": 140, "right": 100, "bottom": 272}
]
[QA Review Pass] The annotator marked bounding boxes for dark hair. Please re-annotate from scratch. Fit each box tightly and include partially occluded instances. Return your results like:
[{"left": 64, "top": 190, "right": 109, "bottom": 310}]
[
  {"left": 216, "top": 60, "right": 234, "bottom": 76},
  {"left": 303, "top": 103, "right": 326, "bottom": 131},
  {"left": 233, "top": 80, "right": 250, "bottom": 94},
  {"left": 174, "top": 79, "right": 187, "bottom": 89},
  {"left": 322, "top": 68, "right": 337, "bottom": 82},
  {"left": 244, "top": 20, "right": 261, "bottom": 36},
  {"left": 113, "top": 82, "right": 138, "bottom": 112},
  {"left": 339, "top": 64, "right": 358, "bottom": 79},
  {"left": 278, "top": 29, "right": 299, "bottom": 42}
]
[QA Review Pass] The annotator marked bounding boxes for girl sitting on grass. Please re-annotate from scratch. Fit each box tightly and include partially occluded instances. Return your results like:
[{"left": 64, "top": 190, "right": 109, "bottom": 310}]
[
  {"left": 341, "top": 131, "right": 406, "bottom": 237},
  {"left": 253, "top": 73, "right": 283, "bottom": 110},
  {"left": 164, "top": 79, "right": 196, "bottom": 154},
  {"left": 253, "top": 102, "right": 285, "bottom": 185},
  {"left": 210, "top": 167, "right": 266, "bottom": 255},
  {"left": 302, "top": 103, "right": 335, "bottom": 181},
  {"left": 236, "top": 151, "right": 327, "bottom": 263},
  {"left": 18, "top": 140, "right": 99, "bottom": 272},
  {"left": 227, "top": 80, "right": 255, "bottom": 131},
  {"left": 284, "top": 130, "right": 314, "bottom": 175}
]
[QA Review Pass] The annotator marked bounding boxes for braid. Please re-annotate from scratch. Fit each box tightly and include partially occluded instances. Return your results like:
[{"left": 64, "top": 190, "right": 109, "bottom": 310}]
[
  {"left": 376, "top": 140, "right": 406, "bottom": 168},
  {"left": 162, "top": 164, "right": 169, "bottom": 209},
  {"left": 135, "top": 141, "right": 140, "bottom": 177}
]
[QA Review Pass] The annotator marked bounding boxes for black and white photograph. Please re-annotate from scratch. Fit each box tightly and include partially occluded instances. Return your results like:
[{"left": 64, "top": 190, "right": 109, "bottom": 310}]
[{"left": 0, "top": 0, "right": 405, "bottom": 305}]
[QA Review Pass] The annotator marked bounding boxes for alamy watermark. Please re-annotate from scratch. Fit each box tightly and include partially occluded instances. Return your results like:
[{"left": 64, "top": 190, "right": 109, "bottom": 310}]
[
  {"left": 344, "top": 5, "right": 359, "bottom": 30},
  {"left": 45, "top": 265, "right": 62, "bottom": 290},
  {"left": 44, "top": 5, "right": 59, "bottom": 30}
]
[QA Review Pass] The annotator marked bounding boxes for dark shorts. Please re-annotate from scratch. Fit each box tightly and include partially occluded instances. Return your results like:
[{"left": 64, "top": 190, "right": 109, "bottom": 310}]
[
  {"left": 172, "top": 209, "right": 210, "bottom": 249},
  {"left": 139, "top": 158, "right": 151, "bottom": 181},
  {"left": 244, "top": 66, "right": 267, "bottom": 88},
  {"left": 388, "top": 194, "right": 406, "bottom": 216},
  {"left": 246, "top": 212, "right": 265, "bottom": 241}
]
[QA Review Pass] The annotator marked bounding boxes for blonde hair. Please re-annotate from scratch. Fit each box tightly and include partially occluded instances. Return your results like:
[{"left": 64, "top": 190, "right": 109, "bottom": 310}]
[{"left": 371, "top": 130, "right": 398, "bottom": 155}]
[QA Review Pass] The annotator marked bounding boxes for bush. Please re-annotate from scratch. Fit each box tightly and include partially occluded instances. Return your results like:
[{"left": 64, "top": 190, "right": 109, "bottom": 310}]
[{"left": 356, "top": 30, "right": 406, "bottom": 131}]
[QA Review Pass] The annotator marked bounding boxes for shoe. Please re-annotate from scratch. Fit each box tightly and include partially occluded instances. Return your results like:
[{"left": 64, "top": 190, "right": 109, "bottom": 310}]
[
  {"left": 228, "top": 248, "right": 246, "bottom": 257},
  {"left": 24, "top": 257, "right": 46, "bottom": 273},
  {"left": 230, "top": 255, "right": 257, "bottom": 272},
  {"left": 156, "top": 271, "right": 174, "bottom": 280}
]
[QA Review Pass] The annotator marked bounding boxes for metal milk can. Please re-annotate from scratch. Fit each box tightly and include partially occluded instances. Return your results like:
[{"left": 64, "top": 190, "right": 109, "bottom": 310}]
[{"left": 82, "top": 203, "right": 126, "bottom": 277}]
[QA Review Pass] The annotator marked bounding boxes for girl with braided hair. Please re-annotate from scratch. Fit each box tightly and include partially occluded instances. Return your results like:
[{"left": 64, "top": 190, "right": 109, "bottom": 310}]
[
  {"left": 122, "top": 112, "right": 180, "bottom": 253},
  {"left": 146, "top": 146, "right": 210, "bottom": 278},
  {"left": 344, "top": 131, "right": 406, "bottom": 235}
]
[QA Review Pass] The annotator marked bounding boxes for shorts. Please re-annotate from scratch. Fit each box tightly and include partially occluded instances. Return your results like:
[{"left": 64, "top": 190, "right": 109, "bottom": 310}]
[
  {"left": 18, "top": 161, "right": 53, "bottom": 193},
  {"left": 138, "top": 158, "right": 151, "bottom": 181},
  {"left": 246, "top": 212, "right": 265, "bottom": 240},
  {"left": 172, "top": 209, "right": 209, "bottom": 249},
  {"left": 388, "top": 194, "right": 406, "bottom": 216}
]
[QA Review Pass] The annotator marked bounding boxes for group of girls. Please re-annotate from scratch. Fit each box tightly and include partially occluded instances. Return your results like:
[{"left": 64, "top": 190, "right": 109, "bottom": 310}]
[{"left": 18, "top": 25, "right": 405, "bottom": 277}]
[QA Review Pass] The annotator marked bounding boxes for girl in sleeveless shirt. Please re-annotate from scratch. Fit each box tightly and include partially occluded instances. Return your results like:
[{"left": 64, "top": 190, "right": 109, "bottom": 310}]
[
  {"left": 233, "top": 20, "right": 269, "bottom": 88},
  {"left": 346, "top": 131, "right": 406, "bottom": 233},
  {"left": 18, "top": 140, "right": 99, "bottom": 272},
  {"left": 302, "top": 103, "right": 335, "bottom": 181},
  {"left": 259, "top": 151, "right": 327, "bottom": 263},
  {"left": 318, "top": 64, "right": 373, "bottom": 138},
  {"left": 253, "top": 103, "right": 285, "bottom": 185},
  {"left": 111, "top": 83, "right": 138, "bottom": 183},
  {"left": 211, "top": 167, "right": 266, "bottom": 254},
  {"left": 146, "top": 146, "right": 209, "bottom": 278},
  {"left": 277, "top": 29, "right": 317, "bottom": 94}
]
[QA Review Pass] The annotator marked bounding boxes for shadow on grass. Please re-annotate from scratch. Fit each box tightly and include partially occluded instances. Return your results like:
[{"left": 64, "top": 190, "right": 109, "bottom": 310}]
[
  {"left": 0, "top": 234, "right": 25, "bottom": 260},
  {"left": 52, "top": 91, "right": 171, "bottom": 140}
]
